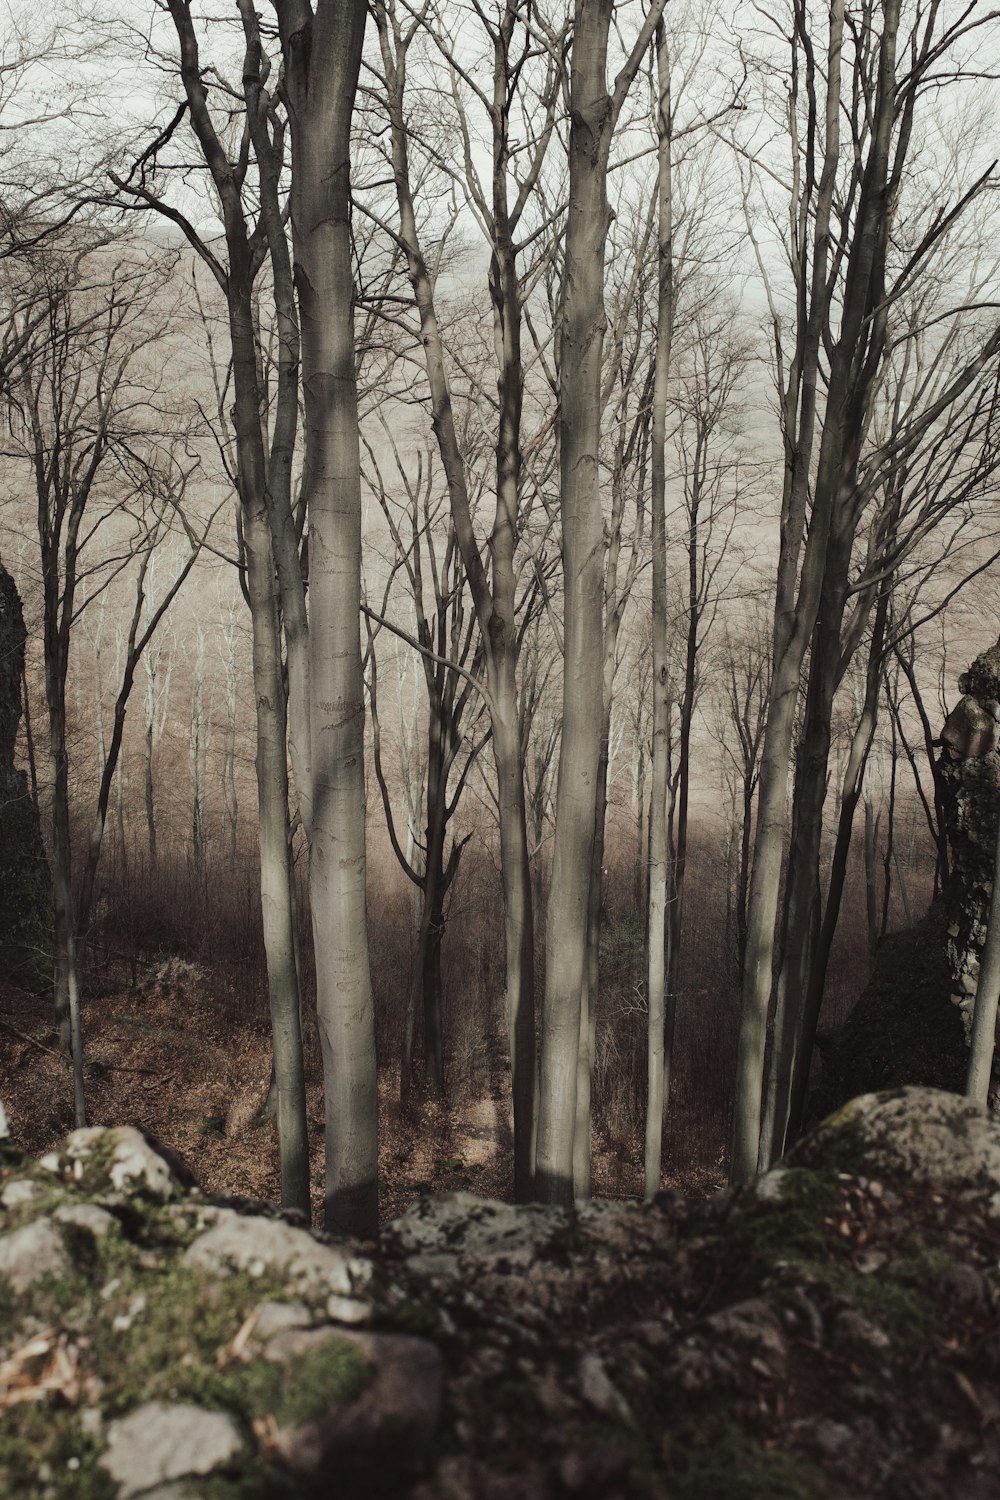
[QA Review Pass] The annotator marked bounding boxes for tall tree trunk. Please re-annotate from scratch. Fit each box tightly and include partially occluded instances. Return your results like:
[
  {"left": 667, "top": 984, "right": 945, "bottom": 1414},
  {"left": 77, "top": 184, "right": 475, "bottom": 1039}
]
[
  {"left": 222, "top": 636, "right": 238, "bottom": 861},
  {"left": 144, "top": 710, "right": 156, "bottom": 865},
  {"left": 773, "top": 593, "right": 890, "bottom": 1155},
  {"left": 244, "top": 496, "right": 310, "bottom": 1215},
  {"left": 494, "top": 699, "right": 536, "bottom": 1197},
  {"left": 644, "top": 18, "right": 674, "bottom": 1202},
  {"left": 864, "top": 794, "right": 880, "bottom": 960},
  {"left": 759, "top": 566, "right": 845, "bottom": 1166},
  {"left": 280, "top": 0, "right": 377, "bottom": 1235},
  {"left": 967, "top": 813, "right": 1000, "bottom": 1106},
  {"left": 732, "top": 0, "right": 909, "bottom": 1184},
  {"left": 736, "top": 768, "right": 754, "bottom": 980},
  {"left": 633, "top": 731, "right": 646, "bottom": 920},
  {"left": 373, "top": 2, "right": 537, "bottom": 1196},
  {"left": 166, "top": 0, "right": 311, "bottom": 1220},
  {"left": 420, "top": 737, "right": 448, "bottom": 1098},
  {"left": 575, "top": 707, "right": 610, "bottom": 1199},
  {"left": 880, "top": 708, "right": 899, "bottom": 942},
  {"left": 47, "top": 692, "right": 86, "bottom": 1126},
  {"left": 423, "top": 862, "right": 446, "bottom": 1098},
  {"left": 536, "top": 4, "right": 614, "bottom": 1205},
  {"left": 189, "top": 633, "right": 207, "bottom": 878},
  {"left": 537, "top": 0, "right": 666, "bottom": 1204}
]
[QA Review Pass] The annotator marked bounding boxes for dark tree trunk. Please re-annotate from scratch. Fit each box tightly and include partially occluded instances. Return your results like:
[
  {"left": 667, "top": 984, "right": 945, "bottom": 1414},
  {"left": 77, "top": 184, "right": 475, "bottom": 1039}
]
[{"left": 0, "top": 565, "right": 50, "bottom": 991}]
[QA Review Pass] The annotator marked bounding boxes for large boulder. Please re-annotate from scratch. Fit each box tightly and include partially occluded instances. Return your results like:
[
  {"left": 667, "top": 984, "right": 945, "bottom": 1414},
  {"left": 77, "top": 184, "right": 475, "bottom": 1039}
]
[
  {"left": 791, "top": 1086, "right": 1000, "bottom": 1203},
  {"left": 4, "top": 1092, "right": 1000, "bottom": 1498},
  {"left": 809, "top": 902, "right": 966, "bottom": 1124}
]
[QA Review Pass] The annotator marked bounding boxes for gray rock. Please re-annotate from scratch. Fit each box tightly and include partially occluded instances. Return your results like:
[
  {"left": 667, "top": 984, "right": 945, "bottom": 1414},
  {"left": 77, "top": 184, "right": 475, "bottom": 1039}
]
[
  {"left": 795, "top": 1088, "right": 1000, "bottom": 1203},
  {"left": 793, "top": 1417, "right": 856, "bottom": 1464},
  {"left": 54, "top": 1203, "right": 115, "bottom": 1237},
  {"left": 704, "top": 1298, "right": 788, "bottom": 1380},
  {"left": 325, "top": 1292, "right": 371, "bottom": 1323},
  {"left": 100, "top": 1401, "right": 242, "bottom": 1498},
  {"left": 0, "top": 1177, "right": 40, "bottom": 1209},
  {"left": 262, "top": 1326, "right": 444, "bottom": 1477},
  {"left": 383, "top": 1192, "right": 570, "bottom": 1277},
  {"left": 937, "top": 1262, "right": 987, "bottom": 1307},
  {"left": 133, "top": 1488, "right": 205, "bottom": 1500},
  {"left": 578, "top": 1352, "right": 632, "bottom": 1424},
  {"left": 250, "top": 1299, "right": 312, "bottom": 1342},
  {"left": 559, "top": 1439, "right": 634, "bottom": 1495},
  {"left": 749, "top": 1166, "right": 791, "bottom": 1203},
  {"left": 0, "top": 1217, "right": 70, "bottom": 1292},
  {"left": 47, "top": 1127, "right": 178, "bottom": 1201},
  {"left": 835, "top": 1309, "right": 891, "bottom": 1352},
  {"left": 183, "top": 1208, "right": 371, "bottom": 1303}
]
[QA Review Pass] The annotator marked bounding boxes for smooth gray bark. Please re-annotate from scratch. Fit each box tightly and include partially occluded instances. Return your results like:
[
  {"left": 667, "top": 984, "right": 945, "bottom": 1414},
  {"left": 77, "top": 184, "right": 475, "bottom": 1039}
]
[
  {"left": 159, "top": 0, "right": 311, "bottom": 1217},
  {"left": 279, "top": 0, "right": 378, "bottom": 1235},
  {"left": 644, "top": 19, "right": 674, "bottom": 1202},
  {"left": 966, "top": 814, "right": 1000, "bottom": 1106},
  {"left": 536, "top": 0, "right": 666, "bottom": 1205}
]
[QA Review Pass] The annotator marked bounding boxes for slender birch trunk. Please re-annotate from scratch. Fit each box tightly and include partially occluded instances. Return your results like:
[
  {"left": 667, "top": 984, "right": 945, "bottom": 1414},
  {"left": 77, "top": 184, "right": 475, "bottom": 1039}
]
[
  {"left": 575, "top": 703, "right": 610, "bottom": 1200},
  {"left": 245, "top": 496, "right": 310, "bottom": 1212},
  {"left": 633, "top": 730, "right": 646, "bottom": 919},
  {"left": 189, "top": 630, "right": 208, "bottom": 878},
  {"left": 221, "top": 618, "right": 239, "bottom": 861}
]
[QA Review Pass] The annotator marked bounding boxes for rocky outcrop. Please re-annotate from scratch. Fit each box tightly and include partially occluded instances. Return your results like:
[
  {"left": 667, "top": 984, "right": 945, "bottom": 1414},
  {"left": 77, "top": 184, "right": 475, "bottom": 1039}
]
[
  {"left": 0, "top": 561, "right": 49, "bottom": 988},
  {"left": 939, "top": 638, "right": 1000, "bottom": 1069},
  {"left": 4, "top": 1091, "right": 1000, "bottom": 1498},
  {"left": 809, "top": 902, "right": 966, "bottom": 1123}
]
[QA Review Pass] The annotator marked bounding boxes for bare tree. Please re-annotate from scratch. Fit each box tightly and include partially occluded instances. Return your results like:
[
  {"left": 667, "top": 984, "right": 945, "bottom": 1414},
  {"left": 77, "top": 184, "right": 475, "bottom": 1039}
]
[
  {"left": 731, "top": 0, "right": 1000, "bottom": 1182},
  {"left": 364, "top": 438, "right": 487, "bottom": 1101},
  {"left": 5, "top": 246, "right": 206, "bottom": 1125},
  {"left": 114, "top": 0, "right": 311, "bottom": 1216},
  {"left": 367, "top": 0, "right": 567, "bottom": 1199}
]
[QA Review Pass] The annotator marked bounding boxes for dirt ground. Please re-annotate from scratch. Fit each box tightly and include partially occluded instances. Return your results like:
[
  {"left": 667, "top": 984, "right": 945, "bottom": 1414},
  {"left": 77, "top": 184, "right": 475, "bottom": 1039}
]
[{"left": 0, "top": 958, "right": 721, "bottom": 1228}]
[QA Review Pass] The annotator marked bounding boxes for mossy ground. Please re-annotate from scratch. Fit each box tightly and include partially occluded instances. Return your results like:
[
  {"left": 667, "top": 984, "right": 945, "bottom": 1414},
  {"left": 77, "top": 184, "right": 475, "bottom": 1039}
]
[
  {"left": 0, "top": 1166, "right": 373, "bottom": 1500},
  {"left": 665, "top": 1418, "right": 828, "bottom": 1500},
  {"left": 5, "top": 1110, "right": 1000, "bottom": 1500}
]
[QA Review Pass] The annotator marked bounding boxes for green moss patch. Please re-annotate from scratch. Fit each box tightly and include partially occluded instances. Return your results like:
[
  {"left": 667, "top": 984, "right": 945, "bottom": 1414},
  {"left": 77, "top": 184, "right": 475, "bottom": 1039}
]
[
  {"left": 666, "top": 1418, "right": 829, "bottom": 1500},
  {"left": 1, "top": 1210, "right": 373, "bottom": 1500},
  {"left": 0, "top": 1405, "right": 115, "bottom": 1500}
]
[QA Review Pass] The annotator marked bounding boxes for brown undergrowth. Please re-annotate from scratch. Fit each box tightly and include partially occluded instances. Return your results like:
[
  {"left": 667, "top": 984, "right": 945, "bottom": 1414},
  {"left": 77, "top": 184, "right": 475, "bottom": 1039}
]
[{"left": 0, "top": 962, "right": 719, "bottom": 1227}]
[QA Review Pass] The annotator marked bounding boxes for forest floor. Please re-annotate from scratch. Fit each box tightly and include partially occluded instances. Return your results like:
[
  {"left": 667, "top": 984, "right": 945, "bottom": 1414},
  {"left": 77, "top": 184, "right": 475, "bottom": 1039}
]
[{"left": 0, "top": 957, "right": 721, "bottom": 1226}]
